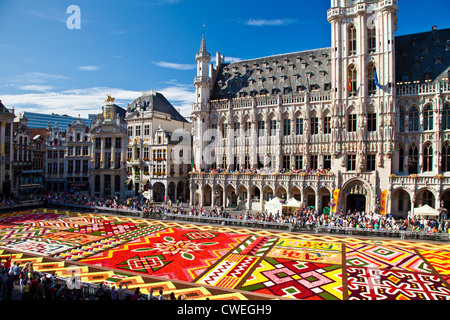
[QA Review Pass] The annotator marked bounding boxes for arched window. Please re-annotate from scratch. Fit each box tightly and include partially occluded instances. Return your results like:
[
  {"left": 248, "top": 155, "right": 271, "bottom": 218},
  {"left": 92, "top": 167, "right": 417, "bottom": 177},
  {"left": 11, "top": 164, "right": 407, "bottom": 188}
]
[
  {"left": 423, "top": 142, "right": 433, "bottom": 172},
  {"left": 348, "top": 65, "right": 357, "bottom": 97},
  {"left": 409, "top": 106, "right": 419, "bottom": 131},
  {"left": 408, "top": 144, "right": 419, "bottom": 174},
  {"left": 348, "top": 25, "right": 357, "bottom": 56},
  {"left": 423, "top": 105, "right": 433, "bottom": 131},
  {"left": 443, "top": 103, "right": 450, "bottom": 130},
  {"left": 442, "top": 141, "right": 450, "bottom": 172}
]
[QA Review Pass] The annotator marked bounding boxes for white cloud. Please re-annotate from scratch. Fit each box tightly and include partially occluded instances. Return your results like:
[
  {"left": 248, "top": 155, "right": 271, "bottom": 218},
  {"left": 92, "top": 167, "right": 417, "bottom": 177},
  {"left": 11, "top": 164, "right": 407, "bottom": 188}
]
[
  {"left": 2, "top": 84, "right": 195, "bottom": 120},
  {"left": 14, "top": 72, "right": 70, "bottom": 84},
  {"left": 18, "top": 85, "right": 55, "bottom": 92},
  {"left": 244, "top": 18, "right": 297, "bottom": 27},
  {"left": 152, "top": 61, "right": 196, "bottom": 71},
  {"left": 77, "top": 65, "right": 100, "bottom": 71},
  {"left": 1, "top": 87, "right": 140, "bottom": 118},
  {"left": 158, "top": 83, "right": 195, "bottom": 118}
]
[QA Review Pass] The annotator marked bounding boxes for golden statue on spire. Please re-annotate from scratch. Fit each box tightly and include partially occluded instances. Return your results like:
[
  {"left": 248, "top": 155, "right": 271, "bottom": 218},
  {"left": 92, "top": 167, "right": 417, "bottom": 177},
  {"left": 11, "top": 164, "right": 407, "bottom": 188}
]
[{"left": 105, "top": 95, "right": 115, "bottom": 104}]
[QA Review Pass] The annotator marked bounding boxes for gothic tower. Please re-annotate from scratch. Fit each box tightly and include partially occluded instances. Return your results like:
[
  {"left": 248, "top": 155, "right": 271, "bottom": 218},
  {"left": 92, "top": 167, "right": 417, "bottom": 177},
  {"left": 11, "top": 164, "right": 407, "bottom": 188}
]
[
  {"left": 192, "top": 34, "right": 212, "bottom": 171},
  {"left": 328, "top": 0, "right": 398, "bottom": 210}
]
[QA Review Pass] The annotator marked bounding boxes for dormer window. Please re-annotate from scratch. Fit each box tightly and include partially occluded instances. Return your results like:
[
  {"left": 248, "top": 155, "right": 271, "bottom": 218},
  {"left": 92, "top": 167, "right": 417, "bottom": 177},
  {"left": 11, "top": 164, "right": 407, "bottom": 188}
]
[{"left": 283, "top": 87, "right": 291, "bottom": 94}]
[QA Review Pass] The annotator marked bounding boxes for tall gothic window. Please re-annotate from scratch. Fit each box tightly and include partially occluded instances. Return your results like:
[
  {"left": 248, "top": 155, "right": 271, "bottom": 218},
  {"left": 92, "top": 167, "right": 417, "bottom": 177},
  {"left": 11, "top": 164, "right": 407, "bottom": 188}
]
[
  {"left": 270, "top": 119, "right": 277, "bottom": 136},
  {"left": 348, "top": 25, "right": 357, "bottom": 56},
  {"left": 323, "top": 116, "right": 331, "bottom": 134},
  {"left": 367, "top": 112, "right": 377, "bottom": 132},
  {"left": 399, "top": 146, "right": 404, "bottom": 172},
  {"left": 348, "top": 65, "right": 357, "bottom": 97},
  {"left": 310, "top": 117, "right": 319, "bottom": 135},
  {"left": 295, "top": 118, "right": 303, "bottom": 135},
  {"left": 368, "top": 26, "right": 376, "bottom": 53},
  {"left": 423, "top": 142, "right": 433, "bottom": 172},
  {"left": 283, "top": 119, "right": 291, "bottom": 136},
  {"left": 409, "top": 106, "right": 419, "bottom": 131},
  {"left": 348, "top": 113, "right": 357, "bottom": 132},
  {"left": 399, "top": 107, "right": 405, "bottom": 132},
  {"left": 443, "top": 103, "right": 450, "bottom": 130},
  {"left": 222, "top": 123, "right": 227, "bottom": 137},
  {"left": 257, "top": 120, "right": 265, "bottom": 137},
  {"left": 423, "top": 105, "right": 434, "bottom": 131},
  {"left": 442, "top": 141, "right": 450, "bottom": 172},
  {"left": 408, "top": 144, "right": 419, "bottom": 174}
]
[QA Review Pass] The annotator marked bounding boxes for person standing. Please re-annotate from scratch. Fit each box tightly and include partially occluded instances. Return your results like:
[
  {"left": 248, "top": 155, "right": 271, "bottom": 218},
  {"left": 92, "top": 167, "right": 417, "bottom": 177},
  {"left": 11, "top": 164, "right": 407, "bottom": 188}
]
[
  {"left": 110, "top": 286, "right": 118, "bottom": 300},
  {"left": 117, "top": 283, "right": 128, "bottom": 300}
]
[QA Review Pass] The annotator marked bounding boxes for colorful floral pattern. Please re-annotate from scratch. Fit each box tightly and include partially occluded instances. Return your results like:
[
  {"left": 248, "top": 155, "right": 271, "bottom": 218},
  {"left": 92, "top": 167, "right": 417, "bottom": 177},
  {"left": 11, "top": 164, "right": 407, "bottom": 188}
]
[{"left": 1, "top": 209, "right": 450, "bottom": 300}]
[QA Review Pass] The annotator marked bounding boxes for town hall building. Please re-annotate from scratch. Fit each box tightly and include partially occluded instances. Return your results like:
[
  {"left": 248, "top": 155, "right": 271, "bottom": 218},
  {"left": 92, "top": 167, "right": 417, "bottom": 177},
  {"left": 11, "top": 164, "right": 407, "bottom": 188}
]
[{"left": 189, "top": 0, "right": 450, "bottom": 218}]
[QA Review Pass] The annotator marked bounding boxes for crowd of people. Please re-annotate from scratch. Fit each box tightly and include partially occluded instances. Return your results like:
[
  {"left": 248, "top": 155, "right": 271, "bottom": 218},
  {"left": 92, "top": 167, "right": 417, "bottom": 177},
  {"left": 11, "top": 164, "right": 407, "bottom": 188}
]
[
  {"left": 169, "top": 203, "right": 448, "bottom": 234},
  {"left": 201, "top": 166, "right": 334, "bottom": 176},
  {"left": 44, "top": 191, "right": 449, "bottom": 234},
  {"left": 0, "top": 254, "right": 185, "bottom": 301},
  {"left": 0, "top": 196, "right": 19, "bottom": 208}
]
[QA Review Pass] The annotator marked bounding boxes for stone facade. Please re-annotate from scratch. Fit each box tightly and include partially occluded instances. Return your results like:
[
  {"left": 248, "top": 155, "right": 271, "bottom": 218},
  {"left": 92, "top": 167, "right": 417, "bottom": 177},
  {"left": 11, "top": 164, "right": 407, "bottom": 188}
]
[
  {"left": 89, "top": 103, "right": 128, "bottom": 198},
  {"left": 190, "top": 0, "right": 450, "bottom": 217},
  {"left": 0, "top": 100, "right": 15, "bottom": 195},
  {"left": 125, "top": 90, "right": 192, "bottom": 202}
]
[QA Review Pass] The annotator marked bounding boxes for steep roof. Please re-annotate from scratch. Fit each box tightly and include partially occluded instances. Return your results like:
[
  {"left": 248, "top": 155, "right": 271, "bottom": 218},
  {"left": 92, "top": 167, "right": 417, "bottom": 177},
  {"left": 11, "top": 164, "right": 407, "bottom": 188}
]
[
  {"left": 0, "top": 100, "right": 14, "bottom": 118},
  {"left": 395, "top": 27, "right": 450, "bottom": 83},
  {"left": 127, "top": 91, "right": 188, "bottom": 123},
  {"left": 211, "top": 47, "right": 333, "bottom": 100}
]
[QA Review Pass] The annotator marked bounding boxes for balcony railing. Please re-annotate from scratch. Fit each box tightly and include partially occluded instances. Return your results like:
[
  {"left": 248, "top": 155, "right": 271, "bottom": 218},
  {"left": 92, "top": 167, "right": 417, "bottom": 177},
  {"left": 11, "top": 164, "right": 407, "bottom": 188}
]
[
  {"left": 390, "top": 174, "right": 450, "bottom": 186},
  {"left": 190, "top": 171, "right": 335, "bottom": 186}
]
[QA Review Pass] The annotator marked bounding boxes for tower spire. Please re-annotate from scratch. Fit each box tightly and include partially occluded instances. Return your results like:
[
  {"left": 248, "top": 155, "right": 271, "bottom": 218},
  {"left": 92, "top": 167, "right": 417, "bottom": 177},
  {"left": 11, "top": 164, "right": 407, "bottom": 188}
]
[{"left": 199, "top": 23, "right": 207, "bottom": 54}]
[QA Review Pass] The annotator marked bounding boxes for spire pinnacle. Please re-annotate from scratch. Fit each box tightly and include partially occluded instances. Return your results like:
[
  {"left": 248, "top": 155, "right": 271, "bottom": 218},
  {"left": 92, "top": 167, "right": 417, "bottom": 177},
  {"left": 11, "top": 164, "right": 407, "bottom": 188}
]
[{"left": 199, "top": 32, "right": 207, "bottom": 53}]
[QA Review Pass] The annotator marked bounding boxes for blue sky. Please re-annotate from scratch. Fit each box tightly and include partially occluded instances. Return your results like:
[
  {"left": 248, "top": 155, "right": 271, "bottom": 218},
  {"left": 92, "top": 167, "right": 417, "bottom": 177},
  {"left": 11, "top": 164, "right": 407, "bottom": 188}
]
[{"left": 0, "top": 0, "right": 449, "bottom": 119}]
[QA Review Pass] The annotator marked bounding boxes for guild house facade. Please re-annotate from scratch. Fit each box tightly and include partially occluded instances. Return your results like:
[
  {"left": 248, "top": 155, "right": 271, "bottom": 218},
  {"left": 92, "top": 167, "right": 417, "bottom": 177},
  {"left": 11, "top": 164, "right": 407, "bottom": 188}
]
[{"left": 189, "top": 0, "right": 450, "bottom": 218}]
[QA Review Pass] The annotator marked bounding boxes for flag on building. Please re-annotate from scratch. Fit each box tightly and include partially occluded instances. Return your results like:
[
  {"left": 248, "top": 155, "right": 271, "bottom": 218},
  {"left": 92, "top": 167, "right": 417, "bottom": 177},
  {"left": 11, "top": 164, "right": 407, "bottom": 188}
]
[
  {"left": 348, "top": 73, "right": 352, "bottom": 92},
  {"left": 380, "top": 190, "right": 388, "bottom": 215},
  {"left": 374, "top": 65, "right": 382, "bottom": 89},
  {"left": 192, "top": 154, "right": 196, "bottom": 171},
  {"left": 331, "top": 189, "right": 340, "bottom": 213}
]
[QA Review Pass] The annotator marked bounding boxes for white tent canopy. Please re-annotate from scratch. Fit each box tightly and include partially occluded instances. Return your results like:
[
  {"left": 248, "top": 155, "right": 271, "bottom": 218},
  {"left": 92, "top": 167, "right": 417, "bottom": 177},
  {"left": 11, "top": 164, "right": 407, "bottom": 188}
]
[
  {"left": 413, "top": 204, "right": 440, "bottom": 216},
  {"left": 265, "top": 197, "right": 283, "bottom": 215},
  {"left": 284, "top": 198, "right": 302, "bottom": 208}
]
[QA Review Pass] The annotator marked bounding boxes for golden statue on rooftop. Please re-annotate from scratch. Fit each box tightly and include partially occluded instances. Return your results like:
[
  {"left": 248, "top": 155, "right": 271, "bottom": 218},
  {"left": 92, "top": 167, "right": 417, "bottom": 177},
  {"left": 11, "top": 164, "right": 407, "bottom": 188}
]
[{"left": 105, "top": 95, "right": 115, "bottom": 104}]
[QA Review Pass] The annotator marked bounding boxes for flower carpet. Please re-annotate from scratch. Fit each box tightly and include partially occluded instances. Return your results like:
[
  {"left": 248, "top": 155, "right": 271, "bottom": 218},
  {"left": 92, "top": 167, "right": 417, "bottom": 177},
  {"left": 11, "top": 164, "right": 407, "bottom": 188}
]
[{"left": 1, "top": 208, "right": 450, "bottom": 300}]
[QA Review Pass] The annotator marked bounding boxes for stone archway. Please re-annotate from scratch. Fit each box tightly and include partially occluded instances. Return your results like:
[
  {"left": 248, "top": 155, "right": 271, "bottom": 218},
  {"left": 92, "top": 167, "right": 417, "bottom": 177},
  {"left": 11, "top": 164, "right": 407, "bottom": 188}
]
[
  {"left": 341, "top": 180, "right": 372, "bottom": 214},
  {"left": 153, "top": 182, "right": 166, "bottom": 202},
  {"left": 203, "top": 184, "right": 212, "bottom": 206},
  {"left": 391, "top": 188, "right": 412, "bottom": 218}
]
